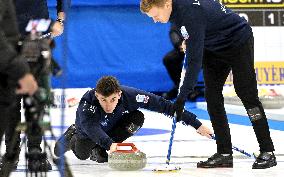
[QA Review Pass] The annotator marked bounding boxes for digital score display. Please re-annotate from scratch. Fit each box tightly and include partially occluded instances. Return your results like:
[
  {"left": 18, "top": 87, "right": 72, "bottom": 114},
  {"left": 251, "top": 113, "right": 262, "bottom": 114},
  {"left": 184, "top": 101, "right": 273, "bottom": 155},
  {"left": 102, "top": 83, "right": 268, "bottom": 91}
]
[{"left": 220, "top": 0, "right": 284, "bottom": 26}]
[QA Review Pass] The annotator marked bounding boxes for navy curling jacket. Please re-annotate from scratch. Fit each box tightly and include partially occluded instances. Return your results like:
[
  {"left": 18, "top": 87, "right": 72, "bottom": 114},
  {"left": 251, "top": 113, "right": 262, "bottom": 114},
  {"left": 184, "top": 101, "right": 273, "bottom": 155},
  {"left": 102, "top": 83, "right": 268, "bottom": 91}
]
[
  {"left": 169, "top": 0, "right": 253, "bottom": 100},
  {"left": 75, "top": 86, "right": 202, "bottom": 150}
]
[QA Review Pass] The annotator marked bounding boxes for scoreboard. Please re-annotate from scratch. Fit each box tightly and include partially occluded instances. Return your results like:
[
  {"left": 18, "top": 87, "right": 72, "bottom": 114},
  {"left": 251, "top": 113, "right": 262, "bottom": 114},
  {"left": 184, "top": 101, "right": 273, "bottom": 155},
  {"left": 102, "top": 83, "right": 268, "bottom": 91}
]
[{"left": 220, "top": 0, "right": 284, "bottom": 26}]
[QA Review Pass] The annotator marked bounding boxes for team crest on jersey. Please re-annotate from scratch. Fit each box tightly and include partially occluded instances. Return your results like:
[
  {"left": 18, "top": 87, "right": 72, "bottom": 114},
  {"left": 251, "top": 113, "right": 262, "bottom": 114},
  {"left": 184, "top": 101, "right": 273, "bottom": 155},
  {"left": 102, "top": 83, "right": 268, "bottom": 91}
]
[{"left": 136, "top": 94, "right": 149, "bottom": 103}]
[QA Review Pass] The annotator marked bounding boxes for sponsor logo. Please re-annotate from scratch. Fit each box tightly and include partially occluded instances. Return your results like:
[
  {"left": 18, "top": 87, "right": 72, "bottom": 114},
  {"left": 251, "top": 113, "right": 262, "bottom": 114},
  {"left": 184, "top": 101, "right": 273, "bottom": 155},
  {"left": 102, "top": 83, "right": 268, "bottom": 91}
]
[
  {"left": 219, "top": 0, "right": 284, "bottom": 8},
  {"left": 136, "top": 94, "right": 149, "bottom": 103},
  {"left": 225, "top": 61, "right": 284, "bottom": 85},
  {"left": 180, "top": 26, "right": 189, "bottom": 40}
]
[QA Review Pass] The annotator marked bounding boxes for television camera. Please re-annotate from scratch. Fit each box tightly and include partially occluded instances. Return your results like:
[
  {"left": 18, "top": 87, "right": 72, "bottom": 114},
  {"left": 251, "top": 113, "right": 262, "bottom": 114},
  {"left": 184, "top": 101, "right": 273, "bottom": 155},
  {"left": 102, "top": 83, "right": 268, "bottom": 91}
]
[{"left": 0, "top": 19, "right": 73, "bottom": 177}]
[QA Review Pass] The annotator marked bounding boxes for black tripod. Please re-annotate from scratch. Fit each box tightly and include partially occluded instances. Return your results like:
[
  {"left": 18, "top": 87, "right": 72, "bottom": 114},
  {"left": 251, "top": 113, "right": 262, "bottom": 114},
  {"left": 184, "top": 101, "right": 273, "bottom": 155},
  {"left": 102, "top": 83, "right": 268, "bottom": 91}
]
[
  {"left": 0, "top": 28, "right": 73, "bottom": 177},
  {"left": 0, "top": 89, "right": 73, "bottom": 177}
]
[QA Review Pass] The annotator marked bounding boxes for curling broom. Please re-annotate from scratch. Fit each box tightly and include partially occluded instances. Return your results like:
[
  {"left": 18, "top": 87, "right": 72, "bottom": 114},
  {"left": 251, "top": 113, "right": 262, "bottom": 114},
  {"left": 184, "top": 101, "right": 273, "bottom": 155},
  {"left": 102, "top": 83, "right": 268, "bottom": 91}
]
[
  {"left": 154, "top": 27, "right": 189, "bottom": 172},
  {"left": 153, "top": 52, "right": 187, "bottom": 172}
]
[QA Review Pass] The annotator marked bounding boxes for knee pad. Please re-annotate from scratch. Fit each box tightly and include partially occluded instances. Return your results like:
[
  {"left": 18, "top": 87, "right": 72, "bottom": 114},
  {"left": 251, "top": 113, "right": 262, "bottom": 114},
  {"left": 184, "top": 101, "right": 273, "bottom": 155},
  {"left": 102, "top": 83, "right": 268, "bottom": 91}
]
[
  {"left": 126, "top": 123, "right": 142, "bottom": 134},
  {"left": 132, "top": 111, "right": 145, "bottom": 124},
  {"left": 126, "top": 111, "right": 144, "bottom": 134},
  {"left": 247, "top": 107, "right": 263, "bottom": 122}
]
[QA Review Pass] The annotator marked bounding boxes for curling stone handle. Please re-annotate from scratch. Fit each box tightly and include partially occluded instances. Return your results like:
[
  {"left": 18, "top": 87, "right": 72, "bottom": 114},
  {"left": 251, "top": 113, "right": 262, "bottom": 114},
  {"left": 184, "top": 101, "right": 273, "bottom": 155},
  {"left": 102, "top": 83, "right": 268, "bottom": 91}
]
[{"left": 115, "top": 143, "right": 139, "bottom": 153}]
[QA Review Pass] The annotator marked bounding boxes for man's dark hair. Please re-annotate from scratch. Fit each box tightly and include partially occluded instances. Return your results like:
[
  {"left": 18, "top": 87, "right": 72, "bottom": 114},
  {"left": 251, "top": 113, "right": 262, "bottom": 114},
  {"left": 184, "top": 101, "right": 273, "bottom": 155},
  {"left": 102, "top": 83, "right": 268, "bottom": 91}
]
[{"left": 95, "top": 76, "right": 121, "bottom": 97}]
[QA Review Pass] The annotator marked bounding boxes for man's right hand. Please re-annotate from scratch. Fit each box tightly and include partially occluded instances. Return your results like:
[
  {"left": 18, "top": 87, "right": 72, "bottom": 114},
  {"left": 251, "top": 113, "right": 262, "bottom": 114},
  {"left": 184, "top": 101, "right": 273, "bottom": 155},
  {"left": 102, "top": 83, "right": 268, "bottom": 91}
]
[
  {"left": 173, "top": 96, "right": 186, "bottom": 122},
  {"left": 52, "top": 12, "right": 65, "bottom": 37},
  {"left": 16, "top": 73, "right": 38, "bottom": 96},
  {"left": 109, "top": 143, "right": 118, "bottom": 154},
  {"left": 179, "top": 40, "right": 186, "bottom": 53},
  {"left": 52, "top": 21, "right": 64, "bottom": 37}
]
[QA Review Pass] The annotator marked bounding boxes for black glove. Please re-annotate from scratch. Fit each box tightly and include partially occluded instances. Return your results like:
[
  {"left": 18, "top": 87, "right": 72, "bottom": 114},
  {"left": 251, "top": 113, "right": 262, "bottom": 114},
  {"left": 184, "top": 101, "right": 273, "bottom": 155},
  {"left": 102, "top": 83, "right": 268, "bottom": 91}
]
[{"left": 174, "top": 96, "right": 186, "bottom": 122}]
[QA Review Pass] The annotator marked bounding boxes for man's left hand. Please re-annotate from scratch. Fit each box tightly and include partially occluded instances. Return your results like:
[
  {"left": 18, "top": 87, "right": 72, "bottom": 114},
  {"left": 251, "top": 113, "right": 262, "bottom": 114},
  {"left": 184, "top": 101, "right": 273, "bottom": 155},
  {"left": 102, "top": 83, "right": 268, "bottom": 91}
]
[{"left": 196, "top": 125, "right": 213, "bottom": 139}]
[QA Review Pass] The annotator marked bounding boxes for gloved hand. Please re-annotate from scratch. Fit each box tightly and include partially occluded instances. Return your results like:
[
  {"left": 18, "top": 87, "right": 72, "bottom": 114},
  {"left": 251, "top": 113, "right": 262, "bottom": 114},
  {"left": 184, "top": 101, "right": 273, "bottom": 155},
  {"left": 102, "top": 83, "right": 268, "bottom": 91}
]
[{"left": 174, "top": 96, "right": 186, "bottom": 122}]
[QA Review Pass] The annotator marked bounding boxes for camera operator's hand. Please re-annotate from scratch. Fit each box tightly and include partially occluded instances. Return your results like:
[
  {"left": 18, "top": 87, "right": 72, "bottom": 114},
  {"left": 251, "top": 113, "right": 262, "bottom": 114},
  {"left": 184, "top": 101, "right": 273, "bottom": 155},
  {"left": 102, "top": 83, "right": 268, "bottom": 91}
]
[
  {"left": 52, "top": 12, "right": 65, "bottom": 37},
  {"left": 16, "top": 73, "right": 38, "bottom": 96},
  {"left": 52, "top": 21, "right": 64, "bottom": 37}
]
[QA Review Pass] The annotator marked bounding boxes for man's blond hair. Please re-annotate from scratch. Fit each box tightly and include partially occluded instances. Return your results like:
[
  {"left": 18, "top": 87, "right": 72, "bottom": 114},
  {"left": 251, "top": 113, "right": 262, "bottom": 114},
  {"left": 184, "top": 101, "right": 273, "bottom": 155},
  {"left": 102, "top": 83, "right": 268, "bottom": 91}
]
[{"left": 140, "top": 0, "right": 168, "bottom": 13}]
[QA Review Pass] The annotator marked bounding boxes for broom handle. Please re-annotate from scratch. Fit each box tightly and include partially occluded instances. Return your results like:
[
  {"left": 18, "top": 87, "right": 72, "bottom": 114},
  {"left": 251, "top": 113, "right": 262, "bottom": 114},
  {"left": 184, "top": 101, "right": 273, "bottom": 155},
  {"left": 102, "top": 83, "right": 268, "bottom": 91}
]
[
  {"left": 210, "top": 134, "right": 255, "bottom": 158},
  {"left": 166, "top": 54, "right": 187, "bottom": 165}
]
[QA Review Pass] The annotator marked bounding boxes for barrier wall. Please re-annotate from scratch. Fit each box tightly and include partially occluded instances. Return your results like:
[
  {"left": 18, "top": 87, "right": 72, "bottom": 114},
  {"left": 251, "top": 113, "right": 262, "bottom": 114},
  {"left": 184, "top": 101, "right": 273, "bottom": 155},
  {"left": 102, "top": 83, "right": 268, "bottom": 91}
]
[
  {"left": 48, "top": 1, "right": 173, "bottom": 91},
  {"left": 48, "top": 1, "right": 283, "bottom": 92},
  {"left": 48, "top": 0, "right": 205, "bottom": 91}
]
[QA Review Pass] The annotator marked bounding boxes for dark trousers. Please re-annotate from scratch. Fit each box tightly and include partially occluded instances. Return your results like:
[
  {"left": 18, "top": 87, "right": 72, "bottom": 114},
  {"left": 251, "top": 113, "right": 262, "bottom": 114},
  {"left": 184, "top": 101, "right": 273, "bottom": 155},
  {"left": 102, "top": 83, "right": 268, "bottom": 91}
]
[
  {"left": 4, "top": 96, "right": 43, "bottom": 155},
  {"left": 0, "top": 80, "right": 17, "bottom": 141},
  {"left": 203, "top": 36, "right": 274, "bottom": 154},
  {"left": 0, "top": 104, "right": 13, "bottom": 144},
  {"left": 4, "top": 96, "right": 22, "bottom": 154},
  {"left": 163, "top": 49, "right": 184, "bottom": 87},
  {"left": 0, "top": 83, "right": 17, "bottom": 154},
  {"left": 71, "top": 110, "right": 145, "bottom": 160},
  {"left": 4, "top": 74, "right": 52, "bottom": 154}
]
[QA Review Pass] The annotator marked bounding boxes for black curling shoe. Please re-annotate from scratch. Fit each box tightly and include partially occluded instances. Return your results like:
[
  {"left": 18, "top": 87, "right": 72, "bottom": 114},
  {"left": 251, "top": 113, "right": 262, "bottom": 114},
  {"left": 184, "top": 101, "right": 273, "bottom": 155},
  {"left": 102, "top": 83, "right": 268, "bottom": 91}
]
[
  {"left": 0, "top": 154, "right": 19, "bottom": 171},
  {"left": 54, "top": 124, "right": 76, "bottom": 157},
  {"left": 90, "top": 145, "right": 108, "bottom": 163},
  {"left": 197, "top": 153, "right": 233, "bottom": 168},
  {"left": 252, "top": 152, "right": 277, "bottom": 169}
]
